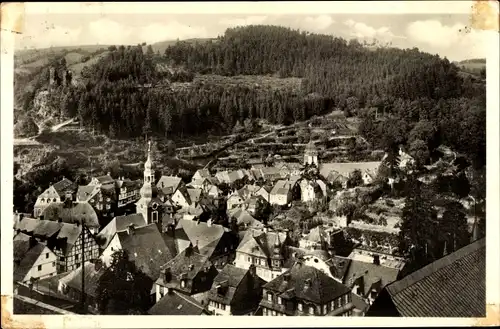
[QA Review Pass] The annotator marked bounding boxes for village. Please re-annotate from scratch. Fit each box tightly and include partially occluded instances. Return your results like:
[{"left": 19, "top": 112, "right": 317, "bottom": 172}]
[{"left": 13, "top": 133, "right": 484, "bottom": 317}]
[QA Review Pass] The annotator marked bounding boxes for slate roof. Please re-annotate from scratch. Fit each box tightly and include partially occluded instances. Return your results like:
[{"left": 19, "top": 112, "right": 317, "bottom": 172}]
[
  {"left": 116, "top": 224, "right": 173, "bottom": 281},
  {"left": 380, "top": 238, "right": 486, "bottom": 317},
  {"left": 187, "top": 188, "right": 203, "bottom": 204},
  {"left": 208, "top": 264, "right": 248, "bottom": 305},
  {"left": 270, "top": 180, "right": 295, "bottom": 196},
  {"left": 96, "top": 213, "right": 146, "bottom": 249},
  {"left": 230, "top": 209, "right": 264, "bottom": 229},
  {"left": 41, "top": 202, "right": 100, "bottom": 228},
  {"left": 13, "top": 232, "right": 32, "bottom": 261},
  {"left": 148, "top": 290, "right": 209, "bottom": 315},
  {"left": 76, "top": 185, "right": 100, "bottom": 202},
  {"left": 56, "top": 222, "right": 84, "bottom": 255},
  {"left": 237, "top": 229, "right": 287, "bottom": 259},
  {"left": 343, "top": 259, "right": 401, "bottom": 297},
  {"left": 59, "top": 261, "right": 105, "bottom": 298},
  {"left": 175, "top": 219, "right": 227, "bottom": 250},
  {"left": 319, "top": 162, "right": 381, "bottom": 180},
  {"left": 194, "top": 169, "right": 211, "bottom": 180},
  {"left": 93, "top": 175, "right": 114, "bottom": 185},
  {"left": 284, "top": 246, "right": 332, "bottom": 268},
  {"left": 157, "top": 176, "right": 183, "bottom": 195},
  {"left": 14, "top": 243, "right": 48, "bottom": 282},
  {"left": 14, "top": 217, "right": 41, "bottom": 234},
  {"left": 263, "top": 262, "right": 350, "bottom": 305},
  {"left": 304, "top": 226, "right": 328, "bottom": 245},
  {"left": 52, "top": 178, "right": 78, "bottom": 196},
  {"left": 237, "top": 184, "right": 260, "bottom": 200}
]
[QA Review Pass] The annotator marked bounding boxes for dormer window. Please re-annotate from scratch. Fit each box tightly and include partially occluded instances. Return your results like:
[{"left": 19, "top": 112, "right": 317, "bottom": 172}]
[
  {"left": 180, "top": 280, "right": 186, "bottom": 288},
  {"left": 277, "top": 297, "right": 282, "bottom": 305},
  {"left": 41, "top": 198, "right": 45, "bottom": 203},
  {"left": 298, "top": 303, "right": 303, "bottom": 311},
  {"left": 309, "top": 306, "right": 314, "bottom": 315},
  {"left": 106, "top": 197, "right": 111, "bottom": 202},
  {"left": 267, "top": 292, "right": 272, "bottom": 302}
]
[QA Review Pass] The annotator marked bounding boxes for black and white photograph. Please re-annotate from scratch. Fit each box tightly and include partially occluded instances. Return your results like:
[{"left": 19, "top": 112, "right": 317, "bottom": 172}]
[{"left": 1, "top": 1, "right": 498, "bottom": 327}]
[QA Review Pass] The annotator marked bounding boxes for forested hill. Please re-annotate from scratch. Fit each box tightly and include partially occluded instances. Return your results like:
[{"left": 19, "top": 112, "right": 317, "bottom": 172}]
[{"left": 17, "top": 25, "right": 485, "bottom": 167}]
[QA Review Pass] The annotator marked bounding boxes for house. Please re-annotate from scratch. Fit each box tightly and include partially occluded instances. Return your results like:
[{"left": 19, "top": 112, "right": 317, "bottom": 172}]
[
  {"left": 299, "top": 226, "right": 329, "bottom": 250},
  {"left": 244, "top": 195, "right": 268, "bottom": 217},
  {"left": 259, "top": 262, "right": 353, "bottom": 316},
  {"left": 101, "top": 223, "right": 173, "bottom": 284},
  {"left": 40, "top": 201, "right": 100, "bottom": 234},
  {"left": 236, "top": 184, "right": 261, "bottom": 200},
  {"left": 115, "top": 178, "right": 142, "bottom": 208},
  {"left": 366, "top": 238, "right": 486, "bottom": 317},
  {"left": 76, "top": 185, "right": 117, "bottom": 223},
  {"left": 34, "top": 178, "right": 78, "bottom": 217},
  {"left": 154, "top": 245, "right": 218, "bottom": 306},
  {"left": 58, "top": 260, "right": 105, "bottom": 314},
  {"left": 303, "top": 140, "right": 319, "bottom": 167},
  {"left": 227, "top": 193, "right": 245, "bottom": 210},
  {"left": 234, "top": 228, "right": 292, "bottom": 282},
  {"left": 171, "top": 186, "right": 196, "bottom": 208},
  {"left": 215, "top": 169, "right": 249, "bottom": 185},
  {"left": 229, "top": 208, "right": 264, "bottom": 230},
  {"left": 173, "top": 219, "right": 238, "bottom": 268},
  {"left": 14, "top": 233, "right": 58, "bottom": 284},
  {"left": 299, "top": 179, "right": 325, "bottom": 203},
  {"left": 148, "top": 289, "right": 211, "bottom": 315},
  {"left": 285, "top": 248, "right": 350, "bottom": 283},
  {"left": 89, "top": 173, "right": 115, "bottom": 188},
  {"left": 260, "top": 167, "right": 283, "bottom": 182},
  {"left": 342, "top": 255, "right": 401, "bottom": 306},
  {"left": 276, "top": 162, "right": 303, "bottom": 178},
  {"left": 319, "top": 162, "right": 381, "bottom": 186},
  {"left": 208, "top": 264, "right": 265, "bottom": 315},
  {"left": 156, "top": 175, "right": 184, "bottom": 196},
  {"left": 14, "top": 217, "right": 100, "bottom": 273},
  {"left": 396, "top": 147, "right": 415, "bottom": 170},
  {"left": 95, "top": 213, "right": 147, "bottom": 250},
  {"left": 206, "top": 184, "right": 222, "bottom": 198},
  {"left": 192, "top": 169, "right": 211, "bottom": 182},
  {"left": 270, "top": 180, "right": 298, "bottom": 206},
  {"left": 255, "top": 185, "right": 272, "bottom": 203}
]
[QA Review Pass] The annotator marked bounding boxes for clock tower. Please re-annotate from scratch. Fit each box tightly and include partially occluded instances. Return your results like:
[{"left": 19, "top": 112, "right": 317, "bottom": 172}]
[{"left": 136, "top": 141, "right": 164, "bottom": 230}]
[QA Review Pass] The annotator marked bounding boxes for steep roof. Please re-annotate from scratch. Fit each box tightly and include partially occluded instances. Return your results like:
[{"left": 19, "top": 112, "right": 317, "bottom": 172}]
[
  {"left": 52, "top": 178, "right": 77, "bottom": 196},
  {"left": 13, "top": 232, "right": 33, "bottom": 261},
  {"left": 237, "top": 229, "right": 287, "bottom": 259},
  {"left": 343, "top": 259, "right": 400, "bottom": 297},
  {"left": 116, "top": 224, "right": 173, "bottom": 281},
  {"left": 208, "top": 264, "right": 249, "bottom": 305},
  {"left": 14, "top": 243, "right": 48, "bottom": 282},
  {"left": 231, "top": 209, "right": 264, "bottom": 229},
  {"left": 59, "top": 261, "right": 105, "bottom": 298},
  {"left": 187, "top": 188, "right": 203, "bottom": 204},
  {"left": 41, "top": 202, "right": 100, "bottom": 228},
  {"left": 271, "top": 180, "right": 294, "bottom": 196},
  {"left": 96, "top": 214, "right": 146, "bottom": 249},
  {"left": 304, "top": 226, "right": 328, "bottom": 244},
  {"left": 56, "top": 222, "right": 83, "bottom": 255},
  {"left": 194, "top": 169, "right": 211, "bottom": 179},
  {"left": 319, "top": 162, "right": 381, "bottom": 180},
  {"left": 157, "top": 176, "right": 183, "bottom": 195},
  {"left": 93, "top": 175, "right": 114, "bottom": 185},
  {"left": 381, "top": 238, "right": 486, "bottom": 317},
  {"left": 148, "top": 290, "right": 208, "bottom": 315},
  {"left": 76, "top": 185, "right": 99, "bottom": 202},
  {"left": 14, "top": 217, "right": 41, "bottom": 234},
  {"left": 264, "top": 262, "right": 350, "bottom": 304},
  {"left": 175, "top": 219, "right": 227, "bottom": 250}
]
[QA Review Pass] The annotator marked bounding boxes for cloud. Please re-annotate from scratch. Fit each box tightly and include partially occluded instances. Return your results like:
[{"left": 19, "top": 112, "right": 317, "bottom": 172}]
[
  {"left": 302, "top": 15, "right": 334, "bottom": 31},
  {"left": 344, "top": 19, "right": 402, "bottom": 42},
  {"left": 138, "top": 22, "right": 209, "bottom": 44},
  {"left": 218, "top": 15, "right": 268, "bottom": 27},
  {"left": 88, "top": 18, "right": 134, "bottom": 45},
  {"left": 406, "top": 20, "right": 489, "bottom": 56},
  {"left": 17, "top": 23, "right": 83, "bottom": 49}
]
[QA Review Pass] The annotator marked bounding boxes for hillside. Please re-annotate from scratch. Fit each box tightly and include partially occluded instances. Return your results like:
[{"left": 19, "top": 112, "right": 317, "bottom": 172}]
[{"left": 13, "top": 25, "right": 486, "bottom": 215}]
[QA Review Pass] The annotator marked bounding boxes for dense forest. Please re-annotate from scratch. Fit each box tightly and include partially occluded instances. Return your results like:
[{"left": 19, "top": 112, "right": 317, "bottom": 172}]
[{"left": 18, "top": 25, "right": 486, "bottom": 168}]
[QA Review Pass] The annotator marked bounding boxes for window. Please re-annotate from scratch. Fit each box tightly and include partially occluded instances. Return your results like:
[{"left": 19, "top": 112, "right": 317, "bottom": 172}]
[
  {"left": 309, "top": 306, "right": 314, "bottom": 315},
  {"left": 221, "top": 304, "right": 226, "bottom": 310},
  {"left": 267, "top": 293, "right": 272, "bottom": 302},
  {"left": 106, "top": 197, "right": 111, "bottom": 202},
  {"left": 75, "top": 254, "right": 79, "bottom": 261},
  {"left": 272, "top": 310, "right": 276, "bottom": 316},
  {"left": 297, "top": 303, "right": 303, "bottom": 311},
  {"left": 247, "top": 257, "right": 251, "bottom": 262},
  {"left": 46, "top": 253, "right": 49, "bottom": 259},
  {"left": 181, "top": 280, "right": 186, "bottom": 288},
  {"left": 106, "top": 204, "right": 110, "bottom": 210},
  {"left": 60, "top": 257, "right": 65, "bottom": 261},
  {"left": 52, "top": 262, "right": 55, "bottom": 267},
  {"left": 277, "top": 297, "right": 282, "bottom": 305},
  {"left": 97, "top": 204, "right": 103, "bottom": 210},
  {"left": 323, "top": 304, "right": 327, "bottom": 315},
  {"left": 344, "top": 294, "right": 349, "bottom": 304},
  {"left": 38, "top": 265, "right": 42, "bottom": 271},
  {"left": 263, "top": 308, "right": 268, "bottom": 316}
]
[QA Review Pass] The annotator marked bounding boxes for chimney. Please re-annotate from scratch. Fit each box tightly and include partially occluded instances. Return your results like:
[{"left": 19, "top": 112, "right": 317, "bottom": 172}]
[
  {"left": 283, "top": 272, "right": 291, "bottom": 282},
  {"left": 39, "top": 215, "right": 44, "bottom": 221},
  {"left": 166, "top": 286, "right": 174, "bottom": 295},
  {"left": 304, "top": 278, "right": 312, "bottom": 290},
  {"left": 164, "top": 267, "right": 172, "bottom": 283},
  {"left": 189, "top": 264, "right": 194, "bottom": 271},
  {"left": 19, "top": 213, "right": 24, "bottom": 221},
  {"left": 207, "top": 218, "right": 212, "bottom": 227},
  {"left": 249, "top": 264, "right": 257, "bottom": 277},
  {"left": 28, "top": 236, "right": 37, "bottom": 249},
  {"left": 373, "top": 254, "right": 380, "bottom": 266},
  {"left": 75, "top": 221, "right": 80, "bottom": 227},
  {"left": 127, "top": 223, "right": 136, "bottom": 235},
  {"left": 58, "top": 217, "right": 63, "bottom": 223},
  {"left": 107, "top": 172, "right": 111, "bottom": 177}
]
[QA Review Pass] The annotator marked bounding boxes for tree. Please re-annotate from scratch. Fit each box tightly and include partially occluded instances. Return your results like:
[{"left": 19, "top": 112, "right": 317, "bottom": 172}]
[
  {"left": 408, "top": 120, "right": 436, "bottom": 146},
  {"left": 439, "top": 200, "right": 470, "bottom": 253},
  {"left": 347, "top": 169, "right": 363, "bottom": 188},
  {"left": 96, "top": 249, "right": 152, "bottom": 315},
  {"left": 14, "top": 115, "right": 39, "bottom": 138},
  {"left": 408, "top": 139, "right": 429, "bottom": 167},
  {"left": 398, "top": 178, "right": 437, "bottom": 264}
]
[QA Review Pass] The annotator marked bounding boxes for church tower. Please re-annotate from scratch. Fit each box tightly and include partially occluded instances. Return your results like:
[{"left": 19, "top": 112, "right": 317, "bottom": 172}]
[
  {"left": 136, "top": 141, "right": 164, "bottom": 229},
  {"left": 304, "top": 140, "right": 319, "bottom": 167}
]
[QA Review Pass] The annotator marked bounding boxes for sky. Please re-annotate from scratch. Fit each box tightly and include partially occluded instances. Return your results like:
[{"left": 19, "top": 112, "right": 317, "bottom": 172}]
[{"left": 15, "top": 9, "right": 491, "bottom": 62}]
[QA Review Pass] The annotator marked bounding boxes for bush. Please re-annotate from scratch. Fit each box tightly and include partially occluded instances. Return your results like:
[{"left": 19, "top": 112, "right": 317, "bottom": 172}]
[{"left": 14, "top": 115, "right": 39, "bottom": 138}]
